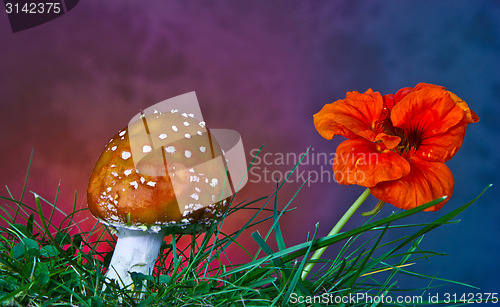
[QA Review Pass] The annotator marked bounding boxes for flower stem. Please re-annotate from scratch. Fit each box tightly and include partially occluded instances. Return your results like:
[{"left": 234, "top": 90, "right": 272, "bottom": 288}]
[{"left": 301, "top": 188, "right": 371, "bottom": 280}]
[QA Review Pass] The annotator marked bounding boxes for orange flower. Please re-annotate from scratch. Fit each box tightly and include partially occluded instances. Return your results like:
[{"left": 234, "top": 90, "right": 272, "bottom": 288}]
[{"left": 314, "top": 83, "right": 479, "bottom": 211}]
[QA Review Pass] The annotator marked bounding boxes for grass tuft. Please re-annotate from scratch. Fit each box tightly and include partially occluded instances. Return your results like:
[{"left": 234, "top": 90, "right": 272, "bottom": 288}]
[{"left": 0, "top": 152, "right": 492, "bottom": 306}]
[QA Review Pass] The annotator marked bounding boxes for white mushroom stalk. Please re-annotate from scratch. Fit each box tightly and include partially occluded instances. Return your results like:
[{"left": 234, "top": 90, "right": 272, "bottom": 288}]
[{"left": 105, "top": 227, "right": 167, "bottom": 289}]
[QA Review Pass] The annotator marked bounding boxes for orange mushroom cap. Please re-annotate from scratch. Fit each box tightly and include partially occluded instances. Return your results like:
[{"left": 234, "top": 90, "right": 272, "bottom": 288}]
[{"left": 87, "top": 111, "right": 232, "bottom": 234}]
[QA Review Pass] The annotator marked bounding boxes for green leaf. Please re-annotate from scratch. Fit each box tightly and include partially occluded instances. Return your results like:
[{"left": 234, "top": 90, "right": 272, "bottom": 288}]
[
  {"left": 272, "top": 183, "right": 286, "bottom": 251},
  {"left": 193, "top": 281, "right": 210, "bottom": 295},
  {"left": 130, "top": 271, "right": 154, "bottom": 282},
  {"left": 89, "top": 297, "right": 104, "bottom": 307},
  {"left": 27, "top": 214, "right": 34, "bottom": 237},
  {"left": 11, "top": 242, "right": 25, "bottom": 258},
  {"left": 137, "top": 293, "right": 157, "bottom": 307},
  {"left": 34, "top": 262, "right": 49, "bottom": 277},
  {"left": 54, "top": 231, "right": 71, "bottom": 245},
  {"left": 158, "top": 275, "right": 171, "bottom": 284},
  {"left": 37, "top": 272, "right": 49, "bottom": 287},
  {"left": 72, "top": 233, "right": 83, "bottom": 246},
  {"left": 22, "top": 238, "right": 39, "bottom": 251},
  {"left": 11, "top": 238, "right": 39, "bottom": 259},
  {"left": 23, "top": 238, "right": 40, "bottom": 257},
  {"left": 40, "top": 245, "right": 59, "bottom": 257}
]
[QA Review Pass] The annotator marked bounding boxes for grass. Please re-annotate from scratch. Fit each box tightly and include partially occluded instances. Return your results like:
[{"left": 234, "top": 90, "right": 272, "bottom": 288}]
[{"left": 0, "top": 150, "right": 493, "bottom": 306}]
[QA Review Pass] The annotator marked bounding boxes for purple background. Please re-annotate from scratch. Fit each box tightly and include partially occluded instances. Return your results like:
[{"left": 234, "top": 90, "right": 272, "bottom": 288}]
[{"left": 1, "top": 0, "right": 499, "bottom": 296}]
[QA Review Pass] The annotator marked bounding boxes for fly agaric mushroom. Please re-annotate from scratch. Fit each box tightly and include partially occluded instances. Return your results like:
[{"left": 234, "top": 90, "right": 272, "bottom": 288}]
[{"left": 87, "top": 108, "right": 239, "bottom": 291}]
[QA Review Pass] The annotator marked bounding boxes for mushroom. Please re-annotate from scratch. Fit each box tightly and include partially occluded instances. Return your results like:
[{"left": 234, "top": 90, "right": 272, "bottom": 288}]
[{"left": 87, "top": 106, "right": 243, "bottom": 292}]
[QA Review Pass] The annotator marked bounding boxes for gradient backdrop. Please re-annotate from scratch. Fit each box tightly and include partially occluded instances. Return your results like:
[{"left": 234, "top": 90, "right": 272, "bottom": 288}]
[{"left": 1, "top": 0, "right": 499, "bottom": 298}]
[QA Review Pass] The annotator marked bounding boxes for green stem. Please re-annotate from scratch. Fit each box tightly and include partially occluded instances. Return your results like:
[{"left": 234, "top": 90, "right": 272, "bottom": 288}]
[
  {"left": 362, "top": 200, "right": 385, "bottom": 216},
  {"left": 301, "top": 188, "right": 371, "bottom": 280}
]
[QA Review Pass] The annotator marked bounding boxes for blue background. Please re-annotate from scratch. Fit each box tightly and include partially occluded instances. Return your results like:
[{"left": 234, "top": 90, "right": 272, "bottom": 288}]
[{"left": 1, "top": 0, "right": 498, "bottom": 298}]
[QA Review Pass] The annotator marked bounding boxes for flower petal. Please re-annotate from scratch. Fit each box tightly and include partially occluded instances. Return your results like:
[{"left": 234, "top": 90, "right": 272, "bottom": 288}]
[
  {"left": 447, "top": 91, "right": 480, "bottom": 124},
  {"left": 313, "top": 102, "right": 362, "bottom": 140},
  {"left": 393, "top": 86, "right": 416, "bottom": 104},
  {"left": 391, "top": 86, "right": 464, "bottom": 134},
  {"left": 412, "top": 82, "right": 446, "bottom": 92},
  {"left": 314, "top": 89, "right": 384, "bottom": 141},
  {"left": 374, "top": 133, "right": 401, "bottom": 150},
  {"left": 370, "top": 157, "right": 454, "bottom": 211},
  {"left": 383, "top": 83, "right": 446, "bottom": 115},
  {"left": 416, "top": 117, "right": 468, "bottom": 162},
  {"left": 332, "top": 139, "right": 410, "bottom": 187},
  {"left": 391, "top": 83, "right": 479, "bottom": 125},
  {"left": 382, "top": 94, "right": 394, "bottom": 118}
]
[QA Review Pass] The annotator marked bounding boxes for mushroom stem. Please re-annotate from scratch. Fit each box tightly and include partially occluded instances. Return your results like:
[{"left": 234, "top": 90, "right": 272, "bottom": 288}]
[{"left": 105, "top": 227, "right": 167, "bottom": 290}]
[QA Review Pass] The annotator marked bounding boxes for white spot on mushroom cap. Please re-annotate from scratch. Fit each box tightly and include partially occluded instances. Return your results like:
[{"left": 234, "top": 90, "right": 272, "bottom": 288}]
[
  {"left": 199, "top": 146, "right": 206, "bottom": 153},
  {"left": 185, "top": 150, "right": 192, "bottom": 158},
  {"left": 150, "top": 225, "right": 161, "bottom": 233},
  {"left": 171, "top": 109, "right": 178, "bottom": 113},
  {"left": 106, "top": 187, "right": 112, "bottom": 192},
  {"left": 119, "top": 130, "right": 126, "bottom": 137},
  {"left": 197, "top": 131, "right": 203, "bottom": 136},
  {"left": 111, "top": 146, "right": 117, "bottom": 151},
  {"left": 140, "top": 177, "right": 146, "bottom": 184},
  {"left": 111, "top": 172, "right": 118, "bottom": 177},
  {"left": 183, "top": 121, "right": 190, "bottom": 126},
  {"left": 210, "top": 178, "right": 218, "bottom": 187},
  {"left": 165, "top": 146, "right": 176, "bottom": 154},
  {"left": 147, "top": 181, "right": 156, "bottom": 187},
  {"left": 185, "top": 133, "right": 191, "bottom": 139},
  {"left": 121, "top": 151, "right": 131, "bottom": 160},
  {"left": 199, "top": 121, "right": 206, "bottom": 128},
  {"left": 172, "top": 125, "right": 178, "bottom": 132},
  {"left": 124, "top": 169, "right": 132, "bottom": 176},
  {"left": 143, "top": 145, "right": 152, "bottom": 153},
  {"left": 109, "top": 215, "right": 120, "bottom": 222},
  {"left": 190, "top": 193, "right": 199, "bottom": 200},
  {"left": 130, "top": 181, "right": 138, "bottom": 189},
  {"left": 159, "top": 133, "right": 167, "bottom": 140}
]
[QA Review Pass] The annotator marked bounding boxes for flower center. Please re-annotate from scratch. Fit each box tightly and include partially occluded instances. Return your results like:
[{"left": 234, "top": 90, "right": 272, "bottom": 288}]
[
  {"left": 379, "top": 118, "right": 423, "bottom": 156},
  {"left": 393, "top": 127, "right": 422, "bottom": 155}
]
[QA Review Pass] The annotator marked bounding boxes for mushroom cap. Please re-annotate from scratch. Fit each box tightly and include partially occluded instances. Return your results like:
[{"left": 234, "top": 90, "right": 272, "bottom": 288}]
[{"left": 87, "top": 111, "right": 233, "bottom": 234}]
